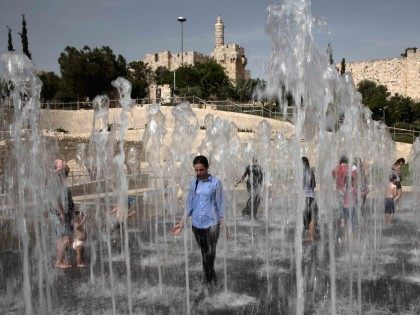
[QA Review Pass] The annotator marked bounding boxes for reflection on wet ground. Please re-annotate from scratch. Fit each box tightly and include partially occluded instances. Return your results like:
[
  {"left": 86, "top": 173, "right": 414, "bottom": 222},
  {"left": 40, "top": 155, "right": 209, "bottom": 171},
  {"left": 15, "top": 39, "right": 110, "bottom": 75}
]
[{"left": 0, "top": 202, "right": 419, "bottom": 314}]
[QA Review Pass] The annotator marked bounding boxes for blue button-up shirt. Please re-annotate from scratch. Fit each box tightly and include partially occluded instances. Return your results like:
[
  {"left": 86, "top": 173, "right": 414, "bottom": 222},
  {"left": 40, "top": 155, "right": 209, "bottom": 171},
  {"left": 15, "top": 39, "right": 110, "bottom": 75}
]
[{"left": 186, "top": 175, "right": 224, "bottom": 229}]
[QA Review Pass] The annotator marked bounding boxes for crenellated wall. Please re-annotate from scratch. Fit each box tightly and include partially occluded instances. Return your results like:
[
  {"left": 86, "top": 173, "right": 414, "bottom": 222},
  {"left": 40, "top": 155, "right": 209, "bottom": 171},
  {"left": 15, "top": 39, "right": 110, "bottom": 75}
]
[
  {"left": 346, "top": 48, "right": 420, "bottom": 101},
  {"left": 144, "top": 51, "right": 212, "bottom": 72}
]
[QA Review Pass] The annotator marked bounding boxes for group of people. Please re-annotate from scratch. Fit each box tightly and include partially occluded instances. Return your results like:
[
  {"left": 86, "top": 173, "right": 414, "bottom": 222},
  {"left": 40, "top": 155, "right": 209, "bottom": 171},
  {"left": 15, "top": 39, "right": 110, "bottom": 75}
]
[
  {"left": 49, "top": 152, "right": 406, "bottom": 300},
  {"left": 49, "top": 159, "right": 87, "bottom": 269},
  {"left": 332, "top": 156, "right": 369, "bottom": 240},
  {"left": 49, "top": 159, "right": 136, "bottom": 269},
  {"left": 171, "top": 155, "right": 318, "bottom": 294},
  {"left": 332, "top": 155, "right": 406, "bottom": 236},
  {"left": 172, "top": 154, "right": 406, "bottom": 293}
]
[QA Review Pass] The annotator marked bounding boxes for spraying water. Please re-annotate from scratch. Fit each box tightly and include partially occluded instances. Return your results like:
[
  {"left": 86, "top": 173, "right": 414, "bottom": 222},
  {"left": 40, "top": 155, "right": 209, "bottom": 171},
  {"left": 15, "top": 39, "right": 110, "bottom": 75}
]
[{"left": 1, "top": 1, "right": 418, "bottom": 314}]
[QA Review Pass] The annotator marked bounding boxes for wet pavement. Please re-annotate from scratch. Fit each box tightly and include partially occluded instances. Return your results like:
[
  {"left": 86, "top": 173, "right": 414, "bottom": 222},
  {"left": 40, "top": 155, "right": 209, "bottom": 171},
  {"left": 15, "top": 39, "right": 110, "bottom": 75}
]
[{"left": 0, "top": 198, "right": 419, "bottom": 314}]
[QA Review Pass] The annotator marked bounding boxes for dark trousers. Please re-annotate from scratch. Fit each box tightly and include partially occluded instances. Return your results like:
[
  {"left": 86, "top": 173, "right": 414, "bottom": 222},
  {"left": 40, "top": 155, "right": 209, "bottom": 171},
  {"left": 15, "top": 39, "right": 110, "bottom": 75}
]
[
  {"left": 242, "top": 183, "right": 261, "bottom": 217},
  {"left": 303, "top": 197, "right": 318, "bottom": 230},
  {"left": 192, "top": 225, "right": 220, "bottom": 284}
]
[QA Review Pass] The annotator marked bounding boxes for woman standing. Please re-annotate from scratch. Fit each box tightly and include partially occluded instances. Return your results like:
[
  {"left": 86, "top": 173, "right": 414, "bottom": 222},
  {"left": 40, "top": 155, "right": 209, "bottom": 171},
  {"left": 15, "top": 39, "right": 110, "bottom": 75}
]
[{"left": 173, "top": 155, "right": 224, "bottom": 288}]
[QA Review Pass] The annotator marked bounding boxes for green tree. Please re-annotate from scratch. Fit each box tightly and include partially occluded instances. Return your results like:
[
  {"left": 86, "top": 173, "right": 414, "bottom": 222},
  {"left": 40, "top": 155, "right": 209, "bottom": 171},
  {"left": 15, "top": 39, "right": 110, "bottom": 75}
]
[
  {"left": 411, "top": 100, "right": 420, "bottom": 125},
  {"left": 155, "top": 66, "right": 172, "bottom": 85},
  {"left": 340, "top": 58, "right": 346, "bottom": 75},
  {"left": 387, "top": 94, "right": 416, "bottom": 125},
  {"left": 173, "top": 65, "right": 201, "bottom": 92},
  {"left": 178, "top": 85, "right": 203, "bottom": 98},
  {"left": 327, "top": 43, "right": 334, "bottom": 65},
  {"left": 127, "top": 60, "right": 153, "bottom": 99},
  {"left": 38, "top": 72, "right": 61, "bottom": 100},
  {"left": 7, "top": 26, "right": 14, "bottom": 51},
  {"left": 358, "top": 80, "right": 420, "bottom": 126},
  {"left": 232, "top": 78, "right": 262, "bottom": 102},
  {"left": 196, "top": 60, "right": 232, "bottom": 99},
  {"left": 152, "top": 61, "right": 233, "bottom": 100},
  {"left": 357, "top": 80, "right": 389, "bottom": 121},
  {"left": 58, "top": 45, "right": 127, "bottom": 101},
  {"left": 18, "top": 14, "right": 31, "bottom": 59}
]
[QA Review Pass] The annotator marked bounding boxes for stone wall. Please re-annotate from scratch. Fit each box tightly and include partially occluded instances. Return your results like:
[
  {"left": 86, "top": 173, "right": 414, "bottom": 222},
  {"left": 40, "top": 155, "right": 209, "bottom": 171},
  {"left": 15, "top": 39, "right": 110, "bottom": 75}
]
[
  {"left": 38, "top": 107, "right": 294, "bottom": 137},
  {"left": 346, "top": 48, "right": 420, "bottom": 101},
  {"left": 144, "top": 50, "right": 211, "bottom": 72},
  {"left": 143, "top": 51, "right": 172, "bottom": 72}
]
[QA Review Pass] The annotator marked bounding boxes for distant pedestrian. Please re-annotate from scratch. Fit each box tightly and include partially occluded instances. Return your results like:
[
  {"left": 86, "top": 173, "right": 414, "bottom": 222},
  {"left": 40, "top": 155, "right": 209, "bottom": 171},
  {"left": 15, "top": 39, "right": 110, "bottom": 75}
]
[
  {"left": 352, "top": 157, "right": 369, "bottom": 207},
  {"left": 302, "top": 157, "right": 317, "bottom": 242},
  {"left": 385, "top": 174, "right": 397, "bottom": 225},
  {"left": 236, "top": 158, "right": 263, "bottom": 219},
  {"left": 391, "top": 158, "right": 405, "bottom": 211},
  {"left": 332, "top": 155, "right": 351, "bottom": 228}
]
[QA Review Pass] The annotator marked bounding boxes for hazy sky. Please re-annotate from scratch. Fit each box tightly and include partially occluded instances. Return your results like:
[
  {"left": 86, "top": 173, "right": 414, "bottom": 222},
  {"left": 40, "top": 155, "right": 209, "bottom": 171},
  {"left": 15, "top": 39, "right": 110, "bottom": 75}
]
[{"left": 0, "top": 0, "right": 418, "bottom": 79}]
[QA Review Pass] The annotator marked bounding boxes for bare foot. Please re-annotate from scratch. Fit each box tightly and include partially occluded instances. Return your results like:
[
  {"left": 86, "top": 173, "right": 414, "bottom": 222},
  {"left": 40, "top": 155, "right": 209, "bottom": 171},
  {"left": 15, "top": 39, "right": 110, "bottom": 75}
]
[
  {"left": 55, "top": 262, "right": 73, "bottom": 269},
  {"left": 76, "top": 263, "right": 87, "bottom": 268}
]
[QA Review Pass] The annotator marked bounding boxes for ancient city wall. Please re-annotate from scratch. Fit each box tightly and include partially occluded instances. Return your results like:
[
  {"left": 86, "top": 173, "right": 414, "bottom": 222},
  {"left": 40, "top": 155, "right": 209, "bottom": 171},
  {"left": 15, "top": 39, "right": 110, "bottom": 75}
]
[
  {"left": 144, "top": 50, "right": 211, "bottom": 72},
  {"left": 144, "top": 51, "right": 171, "bottom": 71},
  {"left": 347, "top": 49, "right": 420, "bottom": 101},
  {"left": 406, "top": 50, "right": 420, "bottom": 100},
  {"left": 169, "top": 51, "right": 211, "bottom": 71}
]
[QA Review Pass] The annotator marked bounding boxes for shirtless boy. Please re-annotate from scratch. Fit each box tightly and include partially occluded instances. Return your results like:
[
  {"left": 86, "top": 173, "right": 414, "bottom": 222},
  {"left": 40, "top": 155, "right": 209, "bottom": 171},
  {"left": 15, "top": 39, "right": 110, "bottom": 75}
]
[
  {"left": 73, "top": 210, "right": 87, "bottom": 267},
  {"left": 385, "top": 174, "right": 397, "bottom": 225}
]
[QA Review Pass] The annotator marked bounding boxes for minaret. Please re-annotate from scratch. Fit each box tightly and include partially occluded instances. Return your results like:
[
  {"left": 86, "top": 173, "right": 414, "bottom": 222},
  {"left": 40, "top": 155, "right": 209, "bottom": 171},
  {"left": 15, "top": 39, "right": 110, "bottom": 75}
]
[{"left": 214, "top": 16, "right": 224, "bottom": 48}]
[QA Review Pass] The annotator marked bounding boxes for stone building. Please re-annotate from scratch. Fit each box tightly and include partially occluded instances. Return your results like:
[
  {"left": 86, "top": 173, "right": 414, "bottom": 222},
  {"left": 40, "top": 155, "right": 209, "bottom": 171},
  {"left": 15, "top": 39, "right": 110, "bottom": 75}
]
[
  {"left": 211, "top": 16, "right": 250, "bottom": 82},
  {"left": 143, "top": 16, "right": 250, "bottom": 101},
  {"left": 346, "top": 48, "right": 419, "bottom": 101}
]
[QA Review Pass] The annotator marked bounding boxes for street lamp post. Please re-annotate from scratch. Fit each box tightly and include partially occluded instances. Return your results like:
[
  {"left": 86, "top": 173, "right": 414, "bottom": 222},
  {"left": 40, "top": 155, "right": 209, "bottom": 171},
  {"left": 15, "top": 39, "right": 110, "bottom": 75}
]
[
  {"left": 173, "top": 17, "right": 186, "bottom": 105},
  {"left": 177, "top": 16, "right": 186, "bottom": 65},
  {"left": 380, "top": 105, "right": 389, "bottom": 124}
]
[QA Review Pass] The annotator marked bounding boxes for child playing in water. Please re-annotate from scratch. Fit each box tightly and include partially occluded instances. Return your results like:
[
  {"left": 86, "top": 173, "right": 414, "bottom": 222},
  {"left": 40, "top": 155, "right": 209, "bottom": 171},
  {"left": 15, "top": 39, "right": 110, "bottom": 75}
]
[
  {"left": 385, "top": 174, "right": 397, "bottom": 225},
  {"left": 73, "top": 210, "right": 87, "bottom": 267}
]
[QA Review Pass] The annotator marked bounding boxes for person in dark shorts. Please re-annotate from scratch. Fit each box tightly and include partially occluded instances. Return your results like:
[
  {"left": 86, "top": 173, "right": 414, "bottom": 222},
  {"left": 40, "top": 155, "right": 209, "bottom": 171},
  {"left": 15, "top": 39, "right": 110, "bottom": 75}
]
[
  {"left": 391, "top": 158, "right": 405, "bottom": 211},
  {"left": 385, "top": 174, "right": 397, "bottom": 225},
  {"left": 49, "top": 159, "right": 75, "bottom": 269},
  {"left": 302, "top": 157, "right": 318, "bottom": 242}
]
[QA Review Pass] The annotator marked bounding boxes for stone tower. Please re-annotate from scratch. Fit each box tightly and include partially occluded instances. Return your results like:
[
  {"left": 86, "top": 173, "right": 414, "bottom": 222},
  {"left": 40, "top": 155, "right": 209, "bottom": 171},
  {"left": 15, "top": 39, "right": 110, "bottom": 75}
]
[{"left": 214, "top": 16, "right": 224, "bottom": 48}]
